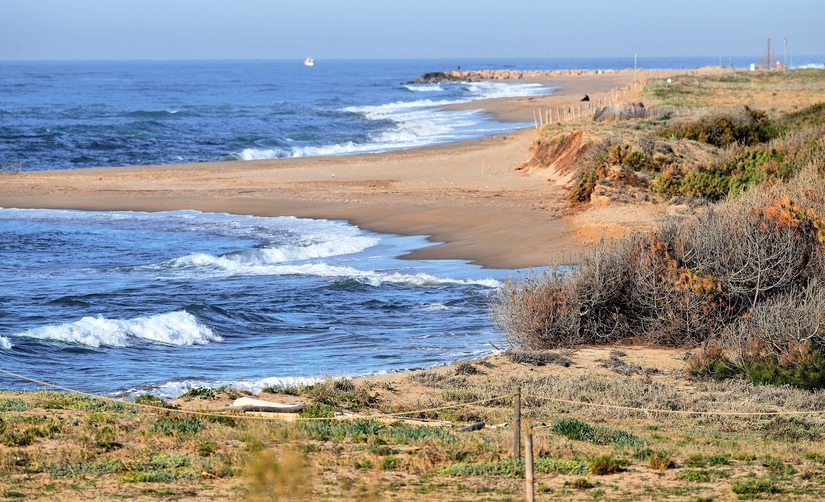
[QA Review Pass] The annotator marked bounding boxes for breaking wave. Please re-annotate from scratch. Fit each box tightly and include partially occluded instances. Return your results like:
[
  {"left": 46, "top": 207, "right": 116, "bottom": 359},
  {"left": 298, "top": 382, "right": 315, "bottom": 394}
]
[{"left": 11, "top": 311, "right": 220, "bottom": 348}]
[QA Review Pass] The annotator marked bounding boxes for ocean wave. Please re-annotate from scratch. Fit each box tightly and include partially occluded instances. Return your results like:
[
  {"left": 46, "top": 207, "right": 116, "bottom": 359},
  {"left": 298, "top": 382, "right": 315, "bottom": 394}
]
[
  {"left": 160, "top": 235, "right": 380, "bottom": 272},
  {"left": 11, "top": 311, "right": 220, "bottom": 348},
  {"left": 239, "top": 141, "right": 374, "bottom": 159},
  {"left": 0, "top": 336, "right": 12, "bottom": 350},
  {"left": 235, "top": 80, "right": 550, "bottom": 160},
  {"left": 795, "top": 63, "right": 825, "bottom": 70},
  {"left": 124, "top": 109, "right": 181, "bottom": 118},
  {"left": 122, "top": 375, "right": 324, "bottom": 400},
  {"left": 416, "top": 303, "right": 449, "bottom": 310},
  {"left": 404, "top": 84, "right": 444, "bottom": 92},
  {"left": 463, "top": 81, "right": 550, "bottom": 99},
  {"left": 148, "top": 251, "right": 501, "bottom": 287},
  {"left": 238, "top": 147, "right": 290, "bottom": 160},
  {"left": 373, "top": 271, "right": 500, "bottom": 288}
]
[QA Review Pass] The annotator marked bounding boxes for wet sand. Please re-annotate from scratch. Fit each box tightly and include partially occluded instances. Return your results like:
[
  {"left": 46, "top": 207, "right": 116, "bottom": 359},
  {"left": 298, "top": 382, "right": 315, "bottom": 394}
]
[{"left": 0, "top": 70, "right": 645, "bottom": 269}]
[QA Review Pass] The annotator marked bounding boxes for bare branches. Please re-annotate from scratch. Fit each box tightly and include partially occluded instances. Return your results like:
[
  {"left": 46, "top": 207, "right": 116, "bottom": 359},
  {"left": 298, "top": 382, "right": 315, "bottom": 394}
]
[{"left": 490, "top": 163, "right": 825, "bottom": 355}]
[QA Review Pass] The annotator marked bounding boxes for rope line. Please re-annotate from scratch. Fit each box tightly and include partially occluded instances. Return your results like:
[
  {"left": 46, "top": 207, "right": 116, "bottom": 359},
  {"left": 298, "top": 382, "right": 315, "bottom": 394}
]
[
  {"left": 0, "top": 367, "right": 505, "bottom": 423},
  {"left": 524, "top": 392, "right": 825, "bottom": 417},
  {"left": 4, "top": 367, "right": 824, "bottom": 422},
  {"left": 0, "top": 367, "right": 246, "bottom": 421}
]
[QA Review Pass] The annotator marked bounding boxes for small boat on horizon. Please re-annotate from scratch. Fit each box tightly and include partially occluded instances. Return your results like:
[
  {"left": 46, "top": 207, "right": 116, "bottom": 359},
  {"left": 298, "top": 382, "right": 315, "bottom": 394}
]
[{"left": 304, "top": 58, "right": 314, "bottom": 67}]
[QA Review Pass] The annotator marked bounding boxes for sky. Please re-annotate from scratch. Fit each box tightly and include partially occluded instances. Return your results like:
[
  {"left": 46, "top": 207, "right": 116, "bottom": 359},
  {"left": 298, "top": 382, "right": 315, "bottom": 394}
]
[{"left": 1, "top": 0, "right": 823, "bottom": 61}]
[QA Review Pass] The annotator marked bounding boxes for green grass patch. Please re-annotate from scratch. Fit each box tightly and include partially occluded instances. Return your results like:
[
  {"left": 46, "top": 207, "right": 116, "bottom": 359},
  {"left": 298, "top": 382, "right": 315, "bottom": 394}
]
[
  {"left": 151, "top": 416, "right": 204, "bottom": 436},
  {"left": 731, "top": 476, "right": 780, "bottom": 497},
  {"left": 39, "top": 392, "right": 134, "bottom": 415},
  {"left": 0, "top": 398, "right": 32, "bottom": 412},
  {"left": 31, "top": 459, "right": 128, "bottom": 478},
  {"left": 677, "top": 469, "right": 718, "bottom": 483},
  {"left": 441, "top": 457, "right": 588, "bottom": 478},
  {"left": 550, "top": 418, "right": 647, "bottom": 449}
]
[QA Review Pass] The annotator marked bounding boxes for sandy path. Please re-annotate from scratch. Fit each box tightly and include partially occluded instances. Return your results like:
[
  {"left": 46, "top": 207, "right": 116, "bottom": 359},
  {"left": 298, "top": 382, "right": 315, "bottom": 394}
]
[{"left": 0, "top": 70, "right": 649, "bottom": 269}]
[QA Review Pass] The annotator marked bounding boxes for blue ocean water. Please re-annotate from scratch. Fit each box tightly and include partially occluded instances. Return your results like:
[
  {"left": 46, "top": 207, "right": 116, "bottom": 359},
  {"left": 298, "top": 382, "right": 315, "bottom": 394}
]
[
  {"left": 5, "top": 57, "right": 820, "bottom": 171},
  {"left": 3, "top": 57, "right": 822, "bottom": 398},
  {"left": 0, "top": 208, "right": 513, "bottom": 399},
  {"left": 0, "top": 59, "right": 555, "bottom": 171}
]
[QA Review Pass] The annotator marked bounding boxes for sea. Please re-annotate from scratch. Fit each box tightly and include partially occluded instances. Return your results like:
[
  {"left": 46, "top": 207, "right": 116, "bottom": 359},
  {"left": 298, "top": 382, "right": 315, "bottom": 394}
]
[{"left": 1, "top": 57, "right": 823, "bottom": 399}]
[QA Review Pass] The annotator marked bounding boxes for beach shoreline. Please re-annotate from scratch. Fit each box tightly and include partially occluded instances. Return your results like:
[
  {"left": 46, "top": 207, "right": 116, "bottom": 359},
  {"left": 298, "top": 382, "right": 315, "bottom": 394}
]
[{"left": 0, "top": 69, "right": 670, "bottom": 269}]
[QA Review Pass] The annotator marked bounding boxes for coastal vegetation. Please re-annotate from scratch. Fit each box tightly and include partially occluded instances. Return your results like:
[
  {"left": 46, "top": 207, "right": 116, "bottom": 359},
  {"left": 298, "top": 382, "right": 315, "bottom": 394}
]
[
  {"left": 4, "top": 349, "right": 825, "bottom": 500},
  {"left": 498, "top": 70, "right": 825, "bottom": 388}
]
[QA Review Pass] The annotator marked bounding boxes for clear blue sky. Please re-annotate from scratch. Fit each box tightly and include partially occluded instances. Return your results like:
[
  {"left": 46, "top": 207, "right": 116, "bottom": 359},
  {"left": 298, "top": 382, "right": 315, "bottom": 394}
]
[{"left": 2, "top": 0, "right": 822, "bottom": 60}]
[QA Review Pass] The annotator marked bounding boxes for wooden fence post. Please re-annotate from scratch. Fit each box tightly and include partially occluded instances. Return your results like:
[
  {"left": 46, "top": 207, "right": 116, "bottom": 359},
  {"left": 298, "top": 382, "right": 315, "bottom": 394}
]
[
  {"left": 513, "top": 386, "right": 521, "bottom": 459},
  {"left": 525, "top": 428, "right": 534, "bottom": 502}
]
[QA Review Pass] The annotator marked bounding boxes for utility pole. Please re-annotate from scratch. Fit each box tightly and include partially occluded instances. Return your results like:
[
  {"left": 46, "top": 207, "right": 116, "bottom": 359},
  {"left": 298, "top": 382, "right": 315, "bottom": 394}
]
[{"left": 634, "top": 53, "right": 637, "bottom": 89}]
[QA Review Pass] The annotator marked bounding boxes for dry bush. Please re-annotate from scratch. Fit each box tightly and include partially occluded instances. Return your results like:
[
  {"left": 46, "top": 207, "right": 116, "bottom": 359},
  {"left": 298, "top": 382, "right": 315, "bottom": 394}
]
[
  {"left": 669, "top": 200, "right": 820, "bottom": 312},
  {"left": 505, "top": 349, "right": 572, "bottom": 367},
  {"left": 490, "top": 268, "right": 583, "bottom": 349},
  {"left": 721, "top": 284, "right": 825, "bottom": 362},
  {"left": 629, "top": 229, "right": 731, "bottom": 346},
  {"left": 494, "top": 164, "right": 825, "bottom": 357},
  {"left": 491, "top": 237, "right": 641, "bottom": 348}
]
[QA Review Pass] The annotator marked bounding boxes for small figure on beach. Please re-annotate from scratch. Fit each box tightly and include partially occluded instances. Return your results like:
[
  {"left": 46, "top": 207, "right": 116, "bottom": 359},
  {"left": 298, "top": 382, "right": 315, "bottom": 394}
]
[{"left": 581, "top": 94, "right": 590, "bottom": 101}]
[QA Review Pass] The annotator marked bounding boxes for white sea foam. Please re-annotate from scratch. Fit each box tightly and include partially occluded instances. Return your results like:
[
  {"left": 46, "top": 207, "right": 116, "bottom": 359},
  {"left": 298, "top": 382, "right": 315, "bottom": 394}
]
[
  {"left": 155, "top": 255, "right": 502, "bottom": 287},
  {"left": 129, "top": 375, "right": 325, "bottom": 400},
  {"left": 12, "top": 311, "right": 220, "bottom": 348},
  {"left": 463, "top": 81, "right": 550, "bottom": 99},
  {"left": 0, "top": 336, "right": 12, "bottom": 350},
  {"left": 404, "top": 84, "right": 444, "bottom": 92},
  {"left": 416, "top": 303, "right": 449, "bottom": 311},
  {"left": 236, "top": 81, "right": 552, "bottom": 160},
  {"left": 159, "top": 233, "right": 380, "bottom": 276},
  {"left": 796, "top": 63, "right": 825, "bottom": 70}
]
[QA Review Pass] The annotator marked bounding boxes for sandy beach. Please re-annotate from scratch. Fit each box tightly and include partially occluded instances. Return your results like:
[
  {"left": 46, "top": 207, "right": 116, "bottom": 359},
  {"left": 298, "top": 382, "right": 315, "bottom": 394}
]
[{"left": 0, "top": 69, "right": 652, "bottom": 269}]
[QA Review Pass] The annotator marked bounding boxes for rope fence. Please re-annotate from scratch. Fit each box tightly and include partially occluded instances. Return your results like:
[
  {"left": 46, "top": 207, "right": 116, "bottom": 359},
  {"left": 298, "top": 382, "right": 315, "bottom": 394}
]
[{"left": 3, "top": 367, "right": 825, "bottom": 425}]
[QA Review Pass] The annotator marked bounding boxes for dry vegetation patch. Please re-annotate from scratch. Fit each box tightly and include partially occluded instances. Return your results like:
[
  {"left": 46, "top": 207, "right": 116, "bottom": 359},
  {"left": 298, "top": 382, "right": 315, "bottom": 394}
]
[{"left": 5, "top": 349, "right": 825, "bottom": 500}]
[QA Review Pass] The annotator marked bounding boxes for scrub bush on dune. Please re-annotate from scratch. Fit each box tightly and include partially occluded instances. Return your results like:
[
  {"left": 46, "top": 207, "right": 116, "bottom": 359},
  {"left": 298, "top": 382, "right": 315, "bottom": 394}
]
[{"left": 491, "top": 162, "right": 825, "bottom": 388}]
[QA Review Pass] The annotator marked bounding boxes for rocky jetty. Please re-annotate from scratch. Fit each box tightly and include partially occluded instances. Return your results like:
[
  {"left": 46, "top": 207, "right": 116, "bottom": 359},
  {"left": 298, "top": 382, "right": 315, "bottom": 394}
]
[{"left": 409, "top": 68, "right": 616, "bottom": 84}]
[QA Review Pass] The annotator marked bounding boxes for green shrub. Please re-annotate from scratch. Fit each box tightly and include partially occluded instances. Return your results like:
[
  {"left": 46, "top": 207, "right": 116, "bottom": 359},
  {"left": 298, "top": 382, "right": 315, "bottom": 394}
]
[
  {"left": 588, "top": 455, "right": 630, "bottom": 475},
  {"left": 647, "top": 451, "right": 675, "bottom": 470},
  {"left": 293, "top": 378, "right": 375, "bottom": 409},
  {"left": 180, "top": 387, "right": 217, "bottom": 401},
  {"left": 803, "top": 451, "right": 825, "bottom": 464},
  {"left": 379, "top": 456, "right": 400, "bottom": 470},
  {"left": 135, "top": 394, "right": 179, "bottom": 410},
  {"left": 707, "top": 454, "right": 731, "bottom": 466},
  {"left": 731, "top": 476, "right": 780, "bottom": 496},
  {"left": 569, "top": 168, "right": 604, "bottom": 205},
  {"left": 298, "top": 403, "right": 335, "bottom": 418},
  {"left": 691, "top": 347, "right": 825, "bottom": 391},
  {"left": 745, "top": 351, "right": 825, "bottom": 390},
  {"left": 568, "top": 477, "right": 595, "bottom": 489},
  {"left": 151, "top": 417, "right": 204, "bottom": 436},
  {"left": 650, "top": 169, "right": 683, "bottom": 197},
  {"left": 659, "top": 108, "right": 778, "bottom": 147},
  {"left": 298, "top": 418, "right": 383, "bottom": 442},
  {"left": 197, "top": 441, "right": 217, "bottom": 457}
]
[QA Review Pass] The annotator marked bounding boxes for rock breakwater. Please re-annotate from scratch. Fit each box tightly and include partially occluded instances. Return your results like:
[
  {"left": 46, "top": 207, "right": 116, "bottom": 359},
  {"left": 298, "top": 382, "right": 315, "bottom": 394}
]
[{"left": 409, "top": 68, "right": 617, "bottom": 83}]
